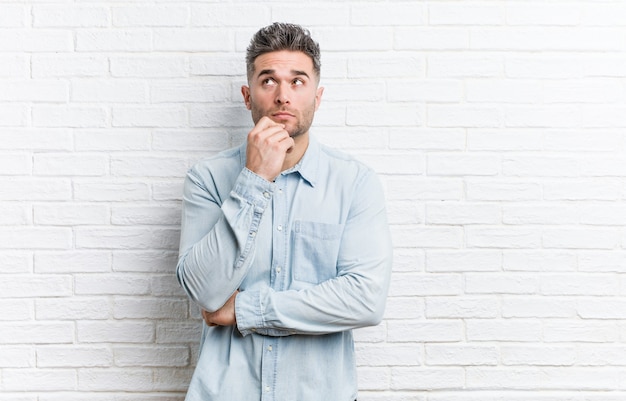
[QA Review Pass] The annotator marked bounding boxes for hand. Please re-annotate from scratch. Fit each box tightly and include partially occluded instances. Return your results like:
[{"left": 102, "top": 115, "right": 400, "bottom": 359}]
[
  {"left": 246, "top": 116, "right": 294, "bottom": 181},
  {"left": 201, "top": 291, "right": 238, "bottom": 327}
]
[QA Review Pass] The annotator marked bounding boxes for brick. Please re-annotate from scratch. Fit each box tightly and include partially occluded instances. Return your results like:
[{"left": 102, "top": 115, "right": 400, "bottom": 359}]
[
  {"left": 152, "top": 130, "right": 230, "bottom": 152},
  {"left": 1, "top": 274, "right": 72, "bottom": 298},
  {"left": 466, "top": 227, "right": 541, "bottom": 249},
  {"left": 76, "top": 30, "right": 152, "bottom": 52},
  {"left": 74, "top": 274, "right": 151, "bottom": 295},
  {"left": 357, "top": 367, "right": 391, "bottom": 390},
  {"left": 352, "top": 3, "right": 426, "bottom": 26},
  {"left": 0, "top": 323, "right": 74, "bottom": 344},
  {"left": 112, "top": 250, "right": 178, "bottom": 273},
  {"left": 425, "top": 344, "right": 499, "bottom": 366},
  {"left": 543, "top": 178, "right": 622, "bottom": 201},
  {"left": 36, "top": 297, "right": 111, "bottom": 320},
  {"left": 347, "top": 104, "right": 422, "bottom": 127},
  {"left": 1, "top": 202, "right": 32, "bottom": 225},
  {"left": 428, "top": 153, "right": 500, "bottom": 176},
  {"left": 384, "top": 297, "right": 425, "bottom": 320},
  {"left": 190, "top": 4, "right": 269, "bottom": 27},
  {"left": 426, "top": 250, "right": 501, "bottom": 273},
  {"left": 389, "top": 80, "right": 462, "bottom": 102},
  {"left": 468, "top": 129, "right": 543, "bottom": 151},
  {"left": 0, "top": 30, "right": 73, "bottom": 52},
  {"left": 33, "top": 153, "right": 108, "bottom": 176},
  {"left": 111, "top": 205, "right": 180, "bottom": 226},
  {"left": 429, "top": 54, "right": 503, "bottom": 78},
  {"left": 0, "top": 153, "right": 33, "bottom": 175},
  {"left": 0, "top": 299, "right": 33, "bottom": 321},
  {"left": 112, "top": 5, "right": 188, "bottom": 27},
  {"left": 430, "top": 3, "right": 503, "bottom": 25},
  {"left": 78, "top": 368, "right": 153, "bottom": 391},
  {"left": 391, "top": 367, "right": 464, "bottom": 390},
  {"left": 190, "top": 54, "right": 245, "bottom": 77},
  {"left": 0, "top": 130, "right": 72, "bottom": 151},
  {"left": 37, "top": 346, "right": 113, "bottom": 368},
  {"left": 466, "top": 179, "right": 542, "bottom": 201},
  {"left": 0, "top": 55, "right": 29, "bottom": 77},
  {"left": 356, "top": 343, "right": 421, "bottom": 367},
  {"left": 113, "top": 297, "right": 187, "bottom": 319},
  {"left": 35, "top": 251, "right": 111, "bottom": 274},
  {"left": 503, "top": 251, "right": 577, "bottom": 272},
  {"left": 388, "top": 320, "right": 463, "bottom": 343},
  {"left": 112, "top": 107, "right": 187, "bottom": 128},
  {"left": 111, "top": 55, "right": 188, "bottom": 78},
  {"left": 33, "top": 106, "right": 107, "bottom": 128},
  {"left": 75, "top": 130, "right": 150, "bottom": 151},
  {"left": 151, "top": 82, "right": 229, "bottom": 103},
  {"left": 502, "top": 204, "right": 579, "bottom": 225},
  {"left": 72, "top": 80, "right": 148, "bottom": 103},
  {"left": 472, "top": 28, "right": 622, "bottom": 51},
  {"left": 543, "top": 228, "right": 620, "bottom": 250},
  {"left": 78, "top": 226, "right": 178, "bottom": 251},
  {"left": 77, "top": 321, "right": 155, "bottom": 343},
  {"left": 390, "top": 273, "right": 462, "bottom": 297},
  {"left": 32, "top": 55, "right": 108, "bottom": 78},
  {"left": 0, "top": 346, "right": 33, "bottom": 368},
  {"left": 0, "top": 251, "right": 32, "bottom": 274},
  {"left": 540, "top": 274, "right": 618, "bottom": 296},
  {"left": 506, "top": 4, "right": 580, "bottom": 26},
  {"left": 33, "top": 5, "right": 109, "bottom": 27},
  {"left": 0, "top": 105, "right": 27, "bottom": 127},
  {"left": 0, "top": 80, "right": 68, "bottom": 102},
  {"left": 428, "top": 105, "right": 501, "bottom": 128},
  {"left": 73, "top": 181, "right": 150, "bottom": 202},
  {"left": 316, "top": 27, "right": 393, "bottom": 51},
  {"left": 111, "top": 156, "right": 188, "bottom": 178},
  {"left": 153, "top": 29, "right": 232, "bottom": 52},
  {"left": 502, "top": 297, "right": 577, "bottom": 318},
  {"left": 114, "top": 345, "right": 189, "bottom": 367},
  {"left": 0, "top": 228, "right": 72, "bottom": 250},
  {"left": 426, "top": 297, "right": 499, "bottom": 319},
  {"left": 2, "top": 369, "right": 77, "bottom": 391},
  {"left": 465, "top": 273, "right": 539, "bottom": 295},
  {"left": 466, "top": 319, "right": 542, "bottom": 342},
  {"left": 272, "top": 5, "right": 348, "bottom": 26},
  {"left": 544, "top": 321, "right": 618, "bottom": 343},
  {"left": 395, "top": 28, "right": 469, "bottom": 50},
  {"left": 348, "top": 54, "right": 425, "bottom": 78},
  {"left": 392, "top": 226, "right": 463, "bottom": 249}
]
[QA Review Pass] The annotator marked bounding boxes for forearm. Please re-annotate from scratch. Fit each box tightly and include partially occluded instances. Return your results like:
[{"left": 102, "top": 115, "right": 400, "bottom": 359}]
[{"left": 176, "top": 168, "right": 274, "bottom": 312}]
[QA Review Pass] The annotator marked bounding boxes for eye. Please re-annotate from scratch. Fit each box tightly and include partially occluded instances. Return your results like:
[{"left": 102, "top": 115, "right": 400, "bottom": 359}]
[
  {"left": 293, "top": 78, "right": 304, "bottom": 86},
  {"left": 262, "top": 78, "right": 277, "bottom": 86}
]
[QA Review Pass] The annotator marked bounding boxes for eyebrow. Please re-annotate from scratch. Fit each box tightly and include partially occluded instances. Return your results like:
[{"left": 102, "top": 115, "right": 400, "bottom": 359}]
[{"left": 257, "top": 69, "right": 310, "bottom": 79}]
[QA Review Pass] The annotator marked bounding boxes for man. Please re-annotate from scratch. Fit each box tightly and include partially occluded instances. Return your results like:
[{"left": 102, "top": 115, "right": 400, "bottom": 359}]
[{"left": 176, "top": 22, "right": 392, "bottom": 401}]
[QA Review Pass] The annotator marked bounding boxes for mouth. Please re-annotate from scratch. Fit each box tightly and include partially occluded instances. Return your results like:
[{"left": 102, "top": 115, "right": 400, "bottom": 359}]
[{"left": 271, "top": 111, "right": 295, "bottom": 120}]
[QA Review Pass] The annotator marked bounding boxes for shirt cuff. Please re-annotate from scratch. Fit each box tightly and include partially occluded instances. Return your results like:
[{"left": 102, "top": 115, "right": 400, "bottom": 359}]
[
  {"left": 232, "top": 168, "right": 276, "bottom": 211},
  {"left": 235, "top": 289, "right": 263, "bottom": 336}
]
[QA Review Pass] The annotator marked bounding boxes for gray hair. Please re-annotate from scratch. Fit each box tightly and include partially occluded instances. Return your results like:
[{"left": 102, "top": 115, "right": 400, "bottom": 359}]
[{"left": 246, "top": 22, "right": 321, "bottom": 82}]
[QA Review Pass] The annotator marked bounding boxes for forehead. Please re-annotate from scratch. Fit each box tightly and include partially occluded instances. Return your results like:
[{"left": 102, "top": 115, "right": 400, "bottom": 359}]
[{"left": 253, "top": 50, "right": 314, "bottom": 76}]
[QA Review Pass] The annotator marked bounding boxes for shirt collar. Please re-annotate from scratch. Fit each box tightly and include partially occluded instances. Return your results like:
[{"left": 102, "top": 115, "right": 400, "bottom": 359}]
[{"left": 283, "top": 134, "right": 319, "bottom": 188}]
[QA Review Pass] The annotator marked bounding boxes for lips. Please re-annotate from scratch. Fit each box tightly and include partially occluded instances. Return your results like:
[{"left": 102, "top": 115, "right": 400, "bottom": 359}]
[{"left": 272, "top": 111, "right": 295, "bottom": 119}]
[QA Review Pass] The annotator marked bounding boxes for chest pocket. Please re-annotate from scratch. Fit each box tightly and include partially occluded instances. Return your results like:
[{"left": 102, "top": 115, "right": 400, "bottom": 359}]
[{"left": 292, "top": 220, "right": 344, "bottom": 284}]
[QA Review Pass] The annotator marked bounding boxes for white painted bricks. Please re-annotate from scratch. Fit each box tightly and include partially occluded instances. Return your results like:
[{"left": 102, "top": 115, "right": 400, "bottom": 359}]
[{"left": 1, "top": 2, "right": 626, "bottom": 400}]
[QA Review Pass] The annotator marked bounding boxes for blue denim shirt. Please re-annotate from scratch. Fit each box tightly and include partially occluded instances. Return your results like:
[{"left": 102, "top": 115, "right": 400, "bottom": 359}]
[{"left": 177, "top": 136, "right": 392, "bottom": 401}]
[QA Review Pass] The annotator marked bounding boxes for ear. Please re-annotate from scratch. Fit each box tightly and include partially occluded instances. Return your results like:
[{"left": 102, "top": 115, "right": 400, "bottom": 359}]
[
  {"left": 241, "top": 85, "right": 252, "bottom": 110},
  {"left": 314, "top": 86, "right": 324, "bottom": 111}
]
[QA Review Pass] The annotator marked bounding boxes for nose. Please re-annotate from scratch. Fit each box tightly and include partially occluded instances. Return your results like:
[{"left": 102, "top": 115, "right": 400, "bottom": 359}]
[{"left": 275, "top": 85, "right": 290, "bottom": 105}]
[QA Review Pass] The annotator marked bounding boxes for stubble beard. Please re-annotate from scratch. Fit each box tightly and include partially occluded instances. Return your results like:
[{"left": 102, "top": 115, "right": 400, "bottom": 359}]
[{"left": 250, "top": 101, "right": 316, "bottom": 139}]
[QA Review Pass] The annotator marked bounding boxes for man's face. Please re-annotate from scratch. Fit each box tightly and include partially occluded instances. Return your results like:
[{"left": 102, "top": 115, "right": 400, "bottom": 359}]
[{"left": 242, "top": 50, "right": 324, "bottom": 139}]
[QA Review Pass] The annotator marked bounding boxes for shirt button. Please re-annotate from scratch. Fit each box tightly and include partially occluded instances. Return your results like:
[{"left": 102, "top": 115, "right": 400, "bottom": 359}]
[
  {"left": 277, "top": 225, "right": 283, "bottom": 232},
  {"left": 278, "top": 189, "right": 283, "bottom": 194},
  {"left": 263, "top": 191, "right": 270, "bottom": 199},
  {"left": 265, "top": 386, "right": 270, "bottom": 392},
  {"left": 250, "top": 231, "right": 256, "bottom": 237},
  {"left": 276, "top": 266, "right": 281, "bottom": 274},
  {"left": 268, "top": 345, "right": 272, "bottom": 351}
]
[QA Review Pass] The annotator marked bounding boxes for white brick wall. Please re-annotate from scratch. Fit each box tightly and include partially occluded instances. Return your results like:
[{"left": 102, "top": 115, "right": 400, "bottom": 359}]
[{"left": 1, "top": 1, "right": 626, "bottom": 399}]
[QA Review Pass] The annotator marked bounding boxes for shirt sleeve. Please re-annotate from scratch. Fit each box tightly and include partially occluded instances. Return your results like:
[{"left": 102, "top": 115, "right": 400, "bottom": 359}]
[
  {"left": 176, "top": 166, "right": 275, "bottom": 312},
  {"left": 235, "top": 169, "right": 393, "bottom": 336}
]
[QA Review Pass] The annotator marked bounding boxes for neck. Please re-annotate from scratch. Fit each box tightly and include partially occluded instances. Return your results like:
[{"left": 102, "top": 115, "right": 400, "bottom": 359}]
[{"left": 282, "top": 132, "right": 309, "bottom": 172}]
